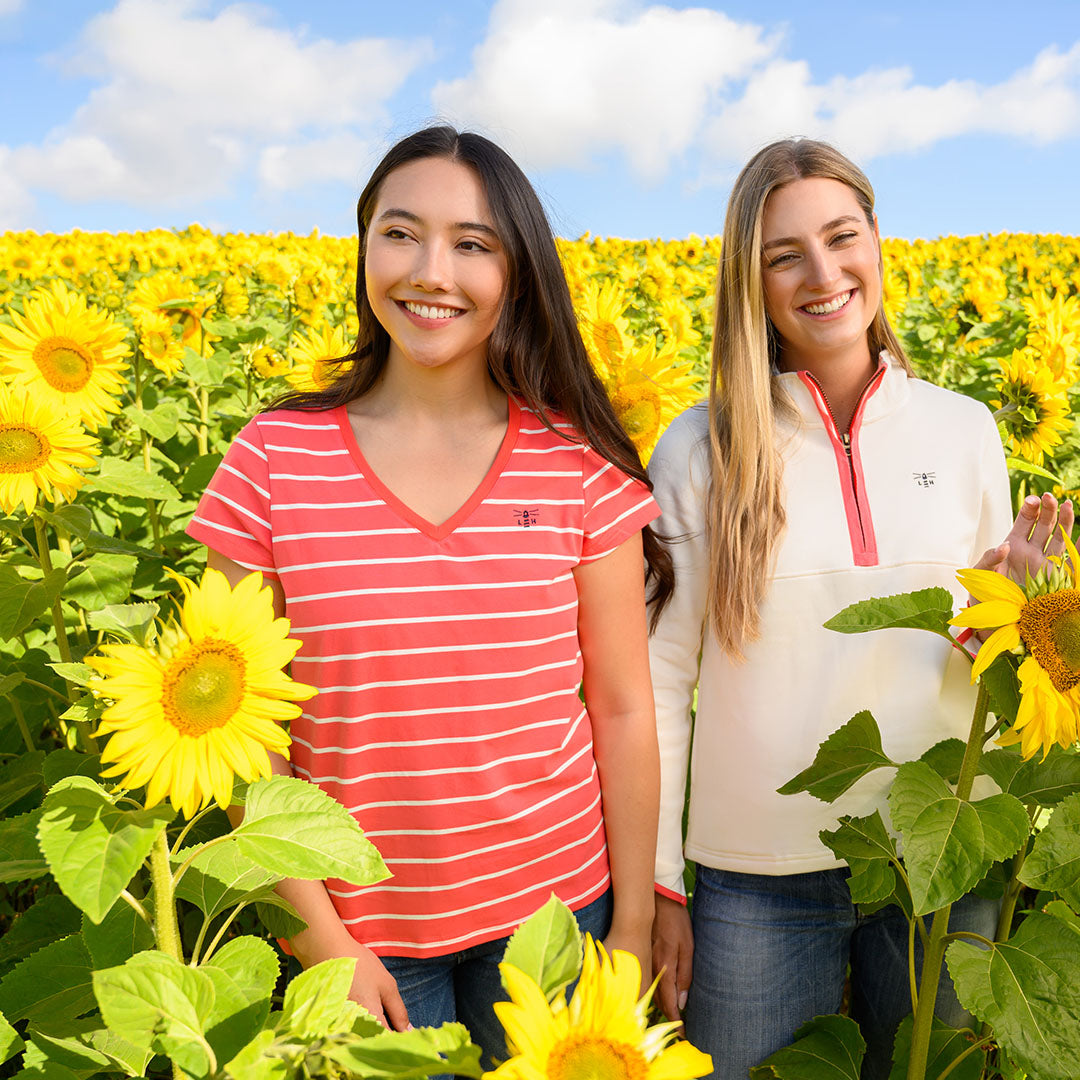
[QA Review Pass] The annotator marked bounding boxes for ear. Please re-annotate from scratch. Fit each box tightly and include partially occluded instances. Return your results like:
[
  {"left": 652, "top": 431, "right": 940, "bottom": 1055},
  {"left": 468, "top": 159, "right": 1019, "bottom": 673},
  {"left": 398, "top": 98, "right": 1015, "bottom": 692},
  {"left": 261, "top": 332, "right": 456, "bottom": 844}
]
[{"left": 872, "top": 213, "right": 881, "bottom": 243}]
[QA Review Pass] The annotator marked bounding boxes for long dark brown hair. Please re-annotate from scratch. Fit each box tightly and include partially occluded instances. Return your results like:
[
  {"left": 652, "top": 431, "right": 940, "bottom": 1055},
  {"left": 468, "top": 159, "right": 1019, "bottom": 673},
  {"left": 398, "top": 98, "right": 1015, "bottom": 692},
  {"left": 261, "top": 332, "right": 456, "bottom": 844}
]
[{"left": 270, "top": 125, "right": 672, "bottom": 592}]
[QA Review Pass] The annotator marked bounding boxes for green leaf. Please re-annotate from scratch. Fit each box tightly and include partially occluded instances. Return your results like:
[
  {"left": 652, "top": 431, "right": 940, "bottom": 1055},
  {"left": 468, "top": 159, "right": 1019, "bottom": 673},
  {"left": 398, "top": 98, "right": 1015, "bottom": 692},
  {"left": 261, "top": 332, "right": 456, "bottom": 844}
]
[
  {"left": 254, "top": 897, "right": 307, "bottom": 940},
  {"left": 233, "top": 776, "right": 389, "bottom": 886},
  {"left": 0, "top": 1010, "right": 23, "bottom": 1066},
  {"left": 93, "top": 951, "right": 217, "bottom": 1079},
  {"left": 37, "top": 775, "right": 174, "bottom": 924},
  {"left": 0, "top": 671, "right": 26, "bottom": 697},
  {"left": 0, "top": 566, "right": 67, "bottom": 641},
  {"left": 41, "top": 750, "right": 102, "bottom": 790},
  {"left": 179, "top": 454, "right": 224, "bottom": 494},
  {"left": 0, "top": 810, "right": 48, "bottom": 882},
  {"left": 0, "top": 893, "right": 82, "bottom": 966},
  {"left": 823, "top": 587, "right": 955, "bottom": 637},
  {"left": 86, "top": 601, "right": 160, "bottom": 645},
  {"left": 183, "top": 348, "right": 230, "bottom": 388},
  {"left": 886, "top": 1014, "right": 985, "bottom": 1080},
  {"left": 222, "top": 1029, "right": 283, "bottom": 1080},
  {"left": 981, "top": 652, "right": 1021, "bottom": 725},
  {"left": 126, "top": 401, "right": 181, "bottom": 441},
  {"left": 0, "top": 935, "right": 96, "bottom": 1023},
  {"left": 947, "top": 912, "right": 1080, "bottom": 1080},
  {"left": 984, "top": 745, "right": 1080, "bottom": 806},
  {"left": 819, "top": 814, "right": 910, "bottom": 915},
  {"left": 0, "top": 750, "right": 45, "bottom": 814},
  {"left": 278, "top": 957, "right": 358, "bottom": 1038},
  {"left": 23, "top": 1019, "right": 115, "bottom": 1078},
  {"left": 324, "top": 1022, "right": 484, "bottom": 1079},
  {"left": 83, "top": 531, "right": 162, "bottom": 558},
  {"left": 778, "top": 711, "right": 895, "bottom": 803},
  {"left": 501, "top": 894, "right": 583, "bottom": 1000},
  {"left": 35, "top": 506, "right": 93, "bottom": 541},
  {"left": 919, "top": 739, "right": 966, "bottom": 784},
  {"left": 63, "top": 554, "right": 138, "bottom": 611},
  {"left": 846, "top": 860, "right": 899, "bottom": 909},
  {"left": 820, "top": 812, "right": 898, "bottom": 863},
  {"left": 749, "top": 1013, "right": 865, "bottom": 1079},
  {"left": 202, "top": 937, "right": 278, "bottom": 1067},
  {"left": 890, "top": 763, "right": 1027, "bottom": 914},
  {"left": 1020, "top": 792, "right": 1080, "bottom": 908},
  {"left": 46, "top": 663, "right": 95, "bottom": 688},
  {"left": 1006, "top": 456, "right": 1062, "bottom": 484},
  {"left": 81, "top": 897, "right": 155, "bottom": 969},
  {"left": 85, "top": 457, "right": 181, "bottom": 501},
  {"left": 173, "top": 841, "right": 281, "bottom": 921}
]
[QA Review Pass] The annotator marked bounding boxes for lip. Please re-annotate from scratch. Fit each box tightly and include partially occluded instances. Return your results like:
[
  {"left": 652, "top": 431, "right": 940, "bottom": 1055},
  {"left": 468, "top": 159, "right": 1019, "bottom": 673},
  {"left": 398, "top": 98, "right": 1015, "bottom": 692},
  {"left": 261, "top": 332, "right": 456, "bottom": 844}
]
[{"left": 799, "top": 288, "right": 857, "bottom": 319}]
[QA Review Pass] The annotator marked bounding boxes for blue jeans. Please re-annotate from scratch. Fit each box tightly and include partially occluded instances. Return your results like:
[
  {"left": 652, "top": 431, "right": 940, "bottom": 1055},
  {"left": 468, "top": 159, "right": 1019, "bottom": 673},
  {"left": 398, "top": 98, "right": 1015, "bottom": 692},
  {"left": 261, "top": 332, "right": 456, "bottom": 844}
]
[
  {"left": 684, "top": 866, "right": 997, "bottom": 1080},
  {"left": 381, "top": 889, "right": 612, "bottom": 1072}
]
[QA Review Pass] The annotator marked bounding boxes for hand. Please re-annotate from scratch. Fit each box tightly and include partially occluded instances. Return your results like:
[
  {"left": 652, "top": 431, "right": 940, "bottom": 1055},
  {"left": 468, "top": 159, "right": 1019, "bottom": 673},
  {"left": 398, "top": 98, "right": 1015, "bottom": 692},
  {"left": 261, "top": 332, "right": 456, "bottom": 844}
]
[
  {"left": 975, "top": 492, "right": 1075, "bottom": 583},
  {"left": 603, "top": 921, "right": 653, "bottom": 994},
  {"left": 294, "top": 933, "right": 410, "bottom": 1031},
  {"left": 651, "top": 893, "right": 693, "bottom": 1024}
]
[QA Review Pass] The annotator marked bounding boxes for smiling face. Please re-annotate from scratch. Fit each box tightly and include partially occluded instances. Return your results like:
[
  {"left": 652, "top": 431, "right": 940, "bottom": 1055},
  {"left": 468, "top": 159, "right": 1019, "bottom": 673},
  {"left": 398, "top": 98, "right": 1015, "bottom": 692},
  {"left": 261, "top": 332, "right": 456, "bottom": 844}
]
[
  {"left": 760, "top": 175, "right": 882, "bottom": 378},
  {"left": 364, "top": 156, "right": 508, "bottom": 380}
]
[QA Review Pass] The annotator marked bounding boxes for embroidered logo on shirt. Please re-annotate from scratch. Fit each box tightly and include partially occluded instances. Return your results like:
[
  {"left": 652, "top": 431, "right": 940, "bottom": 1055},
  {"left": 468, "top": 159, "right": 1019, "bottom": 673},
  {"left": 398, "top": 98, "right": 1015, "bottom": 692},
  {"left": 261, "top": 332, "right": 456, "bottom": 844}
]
[
  {"left": 514, "top": 509, "right": 540, "bottom": 527},
  {"left": 913, "top": 471, "right": 936, "bottom": 488}
]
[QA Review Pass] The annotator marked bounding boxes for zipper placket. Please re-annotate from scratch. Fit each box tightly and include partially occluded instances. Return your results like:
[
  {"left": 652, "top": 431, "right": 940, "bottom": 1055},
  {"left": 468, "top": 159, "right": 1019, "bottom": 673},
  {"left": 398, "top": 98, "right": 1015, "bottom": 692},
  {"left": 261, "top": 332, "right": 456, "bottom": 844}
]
[{"left": 798, "top": 366, "right": 886, "bottom": 566}]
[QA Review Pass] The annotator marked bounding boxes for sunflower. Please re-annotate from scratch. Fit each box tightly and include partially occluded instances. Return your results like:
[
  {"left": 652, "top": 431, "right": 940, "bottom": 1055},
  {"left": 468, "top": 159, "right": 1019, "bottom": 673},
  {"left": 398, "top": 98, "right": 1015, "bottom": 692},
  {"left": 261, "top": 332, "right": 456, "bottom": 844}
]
[
  {"left": 575, "top": 279, "right": 635, "bottom": 377},
  {"left": 285, "top": 322, "right": 349, "bottom": 391},
  {"left": 602, "top": 338, "right": 702, "bottom": 462},
  {"left": 136, "top": 310, "right": 185, "bottom": 378},
  {"left": 991, "top": 350, "right": 1072, "bottom": 466},
  {"left": 950, "top": 532, "right": 1080, "bottom": 760},
  {"left": 129, "top": 271, "right": 219, "bottom": 357},
  {"left": 0, "top": 279, "right": 130, "bottom": 430},
  {"left": 486, "top": 934, "right": 711, "bottom": 1080},
  {"left": 0, "top": 383, "right": 99, "bottom": 515},
  {"left": 87, "top": 569, "right": 317, "bottom": 818}
]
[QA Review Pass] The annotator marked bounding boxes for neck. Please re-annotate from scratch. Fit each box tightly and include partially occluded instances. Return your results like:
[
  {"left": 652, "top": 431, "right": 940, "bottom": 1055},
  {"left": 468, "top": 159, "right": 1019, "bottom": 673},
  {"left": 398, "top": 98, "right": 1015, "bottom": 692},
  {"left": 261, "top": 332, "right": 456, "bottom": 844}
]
[
  {"left": 363, "top": 352, "right": 505, "bottom": 422},
  {"left": 783, "top": 345, "right": 879, "bottom": 434}
]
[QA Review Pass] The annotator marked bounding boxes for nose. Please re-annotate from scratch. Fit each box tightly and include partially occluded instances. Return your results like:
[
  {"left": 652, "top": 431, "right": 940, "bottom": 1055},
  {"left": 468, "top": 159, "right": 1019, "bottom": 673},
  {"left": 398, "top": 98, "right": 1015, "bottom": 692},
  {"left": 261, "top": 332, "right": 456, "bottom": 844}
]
[
  {"left": 803, "top": 244, "right": 841, "bottom": 291},
  {"left": 410, "top": 240, "right": 453, "bottom": 293}
]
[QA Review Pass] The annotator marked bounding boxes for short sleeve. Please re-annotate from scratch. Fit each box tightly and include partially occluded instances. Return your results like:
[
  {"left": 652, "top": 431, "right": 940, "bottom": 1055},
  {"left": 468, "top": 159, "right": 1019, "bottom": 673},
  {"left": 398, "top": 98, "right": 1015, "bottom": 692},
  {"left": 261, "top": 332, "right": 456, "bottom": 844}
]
[
  {"left": 579, "top": 444, "right": 660, "bottom": 562},
  {"left": 186, "top": 417, "right": 277, "bottom": 577}
]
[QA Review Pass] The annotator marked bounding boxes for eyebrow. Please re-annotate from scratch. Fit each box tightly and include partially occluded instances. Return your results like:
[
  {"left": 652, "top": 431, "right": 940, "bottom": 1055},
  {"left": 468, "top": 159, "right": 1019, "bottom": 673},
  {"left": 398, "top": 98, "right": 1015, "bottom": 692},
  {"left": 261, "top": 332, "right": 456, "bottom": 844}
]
[
  {"left": 376, "top": 208, "right": 500, "bottom": 237},
  {"left": 762, "top": 215, "right": 863, "bottom": 250}
]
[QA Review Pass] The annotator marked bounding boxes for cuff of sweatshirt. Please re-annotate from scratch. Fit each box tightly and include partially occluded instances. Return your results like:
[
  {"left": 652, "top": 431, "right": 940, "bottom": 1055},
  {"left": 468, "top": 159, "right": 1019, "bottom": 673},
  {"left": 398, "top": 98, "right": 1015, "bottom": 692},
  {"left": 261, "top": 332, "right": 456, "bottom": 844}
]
[{"left": 654, "top": 882, "right": 687, "bottom": 905}]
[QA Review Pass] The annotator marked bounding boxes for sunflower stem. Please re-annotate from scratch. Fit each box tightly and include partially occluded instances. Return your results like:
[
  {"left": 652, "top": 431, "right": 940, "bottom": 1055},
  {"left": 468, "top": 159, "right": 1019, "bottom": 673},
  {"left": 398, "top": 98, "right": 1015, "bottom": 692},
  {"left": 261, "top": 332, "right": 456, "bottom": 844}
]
[
  {"left": 150, "top": 828, "right": 183, "bottom": 962},
  {"left": 11, "top": 697, "right": 35, "bottom": 752},
  {"left": 906, "top": 680, "right": 990, "bottom": 1080}
]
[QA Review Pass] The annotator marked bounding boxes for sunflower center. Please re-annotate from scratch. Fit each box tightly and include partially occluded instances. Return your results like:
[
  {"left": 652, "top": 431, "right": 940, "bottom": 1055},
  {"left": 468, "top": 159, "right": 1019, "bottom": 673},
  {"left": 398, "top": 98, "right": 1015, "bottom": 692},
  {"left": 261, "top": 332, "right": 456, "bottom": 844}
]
[
  {"left": 1018, "top": 590, "right": 1080, "bottom": 693},
  {"left": 0, "top": 424, "right": 49, "bottom": 473},
  {"left": 547, "top": 1035, "right": 649, "bottom": 1080},
  {"left": 611, "top": 382, "right": 661, "bottom": 447},
  {"left": 32, "top": 337, "right": 95, "bottom": 392},
  {"left": 161, "top": 639, "right": 247, "bottom": 735}
]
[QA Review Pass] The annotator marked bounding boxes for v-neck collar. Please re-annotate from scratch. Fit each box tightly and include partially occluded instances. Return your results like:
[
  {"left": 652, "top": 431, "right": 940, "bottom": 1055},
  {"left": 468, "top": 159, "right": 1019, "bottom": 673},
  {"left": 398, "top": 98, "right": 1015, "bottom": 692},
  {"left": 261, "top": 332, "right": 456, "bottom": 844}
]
[{"left": 335, "top": 396, "right": 521, "bottom": 541}]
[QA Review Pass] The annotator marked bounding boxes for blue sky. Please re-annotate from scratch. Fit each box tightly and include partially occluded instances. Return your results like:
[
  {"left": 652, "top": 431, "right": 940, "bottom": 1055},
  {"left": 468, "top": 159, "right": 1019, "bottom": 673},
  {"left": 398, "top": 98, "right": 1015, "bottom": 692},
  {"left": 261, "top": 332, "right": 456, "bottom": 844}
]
[{"left": 2, "top": 0, "right": 1079, "bottom": 240}]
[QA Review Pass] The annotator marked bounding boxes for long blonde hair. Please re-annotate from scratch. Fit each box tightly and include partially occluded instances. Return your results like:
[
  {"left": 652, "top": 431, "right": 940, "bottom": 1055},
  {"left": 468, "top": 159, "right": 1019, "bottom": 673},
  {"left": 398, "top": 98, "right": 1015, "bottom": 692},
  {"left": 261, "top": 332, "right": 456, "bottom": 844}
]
[{"left": 702, "top": 139, "right": 909, "bottom": 657}]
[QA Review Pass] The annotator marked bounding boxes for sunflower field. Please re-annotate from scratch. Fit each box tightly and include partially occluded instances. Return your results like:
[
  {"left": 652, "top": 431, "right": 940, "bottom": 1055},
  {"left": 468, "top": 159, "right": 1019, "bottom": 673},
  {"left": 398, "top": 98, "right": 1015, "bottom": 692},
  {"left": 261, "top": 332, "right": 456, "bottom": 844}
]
[{"left": 1, "top": 226, "right": 1080, "bottom": 1080}]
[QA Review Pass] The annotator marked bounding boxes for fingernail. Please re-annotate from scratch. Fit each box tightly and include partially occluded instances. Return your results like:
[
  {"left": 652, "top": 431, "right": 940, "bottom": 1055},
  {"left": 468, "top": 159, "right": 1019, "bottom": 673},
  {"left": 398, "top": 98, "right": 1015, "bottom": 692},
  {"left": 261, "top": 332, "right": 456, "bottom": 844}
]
[
  {"left": 678, "top": 990, "right": 688, "bottom": 1010},
  {"left": 1025, "top": 496, "right": 1040, "bottom": 507}
]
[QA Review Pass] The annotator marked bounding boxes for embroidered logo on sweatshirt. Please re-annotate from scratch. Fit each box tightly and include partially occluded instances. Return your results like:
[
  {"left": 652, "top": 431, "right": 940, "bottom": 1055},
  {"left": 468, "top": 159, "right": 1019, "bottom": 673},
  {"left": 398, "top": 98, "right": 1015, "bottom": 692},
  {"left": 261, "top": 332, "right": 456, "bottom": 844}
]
[{"left": 913, "top": 471, "right": 936, "bottom": 488}]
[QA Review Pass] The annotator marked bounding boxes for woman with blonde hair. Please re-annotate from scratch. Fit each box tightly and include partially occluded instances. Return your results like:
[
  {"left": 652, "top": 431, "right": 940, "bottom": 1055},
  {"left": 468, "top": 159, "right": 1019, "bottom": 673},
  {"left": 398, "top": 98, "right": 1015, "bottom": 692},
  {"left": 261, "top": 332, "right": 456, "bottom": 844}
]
[{"left": 647, "top": 138, "right": 1071, "bottom": 1078}]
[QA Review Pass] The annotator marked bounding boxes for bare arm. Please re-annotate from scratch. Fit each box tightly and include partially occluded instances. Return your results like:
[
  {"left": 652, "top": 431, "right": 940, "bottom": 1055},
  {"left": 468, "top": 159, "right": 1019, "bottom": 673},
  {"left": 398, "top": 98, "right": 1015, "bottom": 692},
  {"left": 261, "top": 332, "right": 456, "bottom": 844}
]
[
  {"left": 207, "top": 548, "right": 409, "bottom": 1030},
  {"left": 574, "top": 533, "right": 660, "bottom": 987}
]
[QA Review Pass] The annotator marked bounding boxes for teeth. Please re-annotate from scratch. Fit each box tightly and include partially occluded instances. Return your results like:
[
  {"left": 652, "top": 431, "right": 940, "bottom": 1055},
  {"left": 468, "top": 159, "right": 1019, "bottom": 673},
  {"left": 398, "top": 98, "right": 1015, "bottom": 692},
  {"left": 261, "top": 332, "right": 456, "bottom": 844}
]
[
  {"left": 404, "top": 301, "right": 462, "bottom": 320},
  {"left": 803, "top": 292, "right": 852, "bottom": 315}
]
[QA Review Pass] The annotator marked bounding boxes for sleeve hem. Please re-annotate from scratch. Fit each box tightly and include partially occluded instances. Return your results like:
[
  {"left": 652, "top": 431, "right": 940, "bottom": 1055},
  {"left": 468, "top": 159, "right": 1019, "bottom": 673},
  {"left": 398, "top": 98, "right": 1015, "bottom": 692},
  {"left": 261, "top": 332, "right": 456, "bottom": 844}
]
[{"left": 653, "top": 882, "right": 687, "bottom": 905}]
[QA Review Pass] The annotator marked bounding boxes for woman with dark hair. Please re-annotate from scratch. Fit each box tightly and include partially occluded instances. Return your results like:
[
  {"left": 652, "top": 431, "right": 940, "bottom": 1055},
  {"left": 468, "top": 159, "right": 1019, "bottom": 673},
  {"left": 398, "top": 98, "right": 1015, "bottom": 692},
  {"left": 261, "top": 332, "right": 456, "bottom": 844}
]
[
  {"left": 647, "top": 138, "right": 1072, "bottom": 1078},
  {"left": 186, "top": 126, "right": 664, "bottom": 1053}
]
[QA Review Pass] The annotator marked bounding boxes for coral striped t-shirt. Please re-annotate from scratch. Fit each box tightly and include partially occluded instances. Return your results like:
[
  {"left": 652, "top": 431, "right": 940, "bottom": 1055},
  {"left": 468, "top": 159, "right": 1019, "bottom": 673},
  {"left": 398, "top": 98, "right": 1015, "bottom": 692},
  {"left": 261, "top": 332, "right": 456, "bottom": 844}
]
[{"left": 186, "top": 396, "right": 659, "bottom": 957}]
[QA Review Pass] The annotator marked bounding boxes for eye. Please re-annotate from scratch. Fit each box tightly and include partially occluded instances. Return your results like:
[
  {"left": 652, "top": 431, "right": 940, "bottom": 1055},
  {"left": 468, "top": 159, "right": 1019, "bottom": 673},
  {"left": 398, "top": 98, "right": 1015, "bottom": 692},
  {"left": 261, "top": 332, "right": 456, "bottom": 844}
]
[
  {"left": 457, "top": 238, "right": 492, "bottom": 253},
  {"left": 830, "top": 230, "right": 858, "bottom": 246},
  {"left": 766, "top": 250, "right": 798, "bottom": 268},
  {"left": 384, "top": 226, "right": 413, "bottom": 241}
]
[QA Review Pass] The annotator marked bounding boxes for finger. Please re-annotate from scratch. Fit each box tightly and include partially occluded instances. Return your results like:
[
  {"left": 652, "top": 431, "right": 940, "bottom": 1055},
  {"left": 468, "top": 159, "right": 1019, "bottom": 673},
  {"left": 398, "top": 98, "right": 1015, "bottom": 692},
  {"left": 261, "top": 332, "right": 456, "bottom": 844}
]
[
  {"left": 1048, "top": 499, "right": 1075, "bottom": 557},
  {"left": 1028, "top": 492, "right": 1060, "bottom": 553},
  {"left": 655, "top": 963, "right": 680, "bottom": 1022},
  {"left": 972, "top": 541, "right": 1009, "bottom": 573},
  {"left": 675, "top": 951, "right": 693, "bottom": 1013},
  {"left": 1006, "top": 495, "right": 1042, "bottom": 546},
  {"left": 382, "top": 983, "right": 411, "bottom": 1033}
]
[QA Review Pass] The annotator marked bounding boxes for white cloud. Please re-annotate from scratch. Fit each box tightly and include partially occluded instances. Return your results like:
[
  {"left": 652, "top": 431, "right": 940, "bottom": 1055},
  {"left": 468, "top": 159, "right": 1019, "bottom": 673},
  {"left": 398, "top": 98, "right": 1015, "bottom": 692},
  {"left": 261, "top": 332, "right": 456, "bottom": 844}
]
[
  {"left": 435, "top": 0, "right": 1080, "bottom": 188},
  {"left": 258, "top": 133, "right": 378, "bottom": 192},
  {"left": 1, "top": 0, "right": 432, "bottom": 214},
  {"left": 0, "top": 0, "right": 23, "bottom": 15},
  {"left": 703, "top": 41, "right": 1080, "bottom": 168},
  {"left": 432, "top": 0, "right": 776, "bottom": 180}
]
